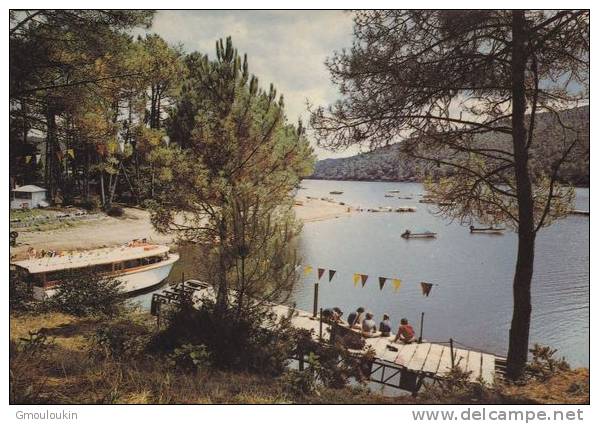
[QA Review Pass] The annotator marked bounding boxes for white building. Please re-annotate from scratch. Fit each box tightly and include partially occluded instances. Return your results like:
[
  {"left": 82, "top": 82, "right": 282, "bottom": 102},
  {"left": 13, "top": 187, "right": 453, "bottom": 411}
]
[{"left": 11, "top": 185, "right": 48, "bottom": 209}]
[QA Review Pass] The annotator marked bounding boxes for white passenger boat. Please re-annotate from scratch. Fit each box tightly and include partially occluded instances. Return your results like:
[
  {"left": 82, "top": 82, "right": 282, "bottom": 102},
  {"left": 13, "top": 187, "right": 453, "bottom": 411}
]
[{"left": 11, "top": 241, "right": 179, "bottom": 300}]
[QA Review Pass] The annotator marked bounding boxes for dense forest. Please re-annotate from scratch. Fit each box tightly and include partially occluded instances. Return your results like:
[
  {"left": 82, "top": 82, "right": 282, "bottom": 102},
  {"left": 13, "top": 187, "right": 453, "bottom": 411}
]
[
  {"left": 310, "top": 105, "right": 589, "bottom": 186},
  {"left": 9, "top": 11, "right": 312, "bottom": 210}
]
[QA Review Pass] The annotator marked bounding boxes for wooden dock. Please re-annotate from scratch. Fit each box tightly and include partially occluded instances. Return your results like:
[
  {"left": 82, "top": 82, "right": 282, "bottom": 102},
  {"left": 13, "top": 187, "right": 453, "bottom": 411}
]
[
  {"left": 152, "top": 281, "right": 499, "bottom": 391},
  {"left": 269, "top": 302, "right": 497, "bottom": 385}
]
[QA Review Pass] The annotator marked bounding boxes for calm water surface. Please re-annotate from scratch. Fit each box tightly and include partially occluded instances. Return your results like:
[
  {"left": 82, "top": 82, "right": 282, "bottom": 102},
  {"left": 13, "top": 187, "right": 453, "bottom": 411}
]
[{"left": 136, "top": 180, "right": 589, "bottom": 367}]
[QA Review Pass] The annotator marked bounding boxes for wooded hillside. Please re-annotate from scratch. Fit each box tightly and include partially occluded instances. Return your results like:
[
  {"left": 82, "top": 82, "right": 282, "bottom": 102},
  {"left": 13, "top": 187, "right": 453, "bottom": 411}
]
[{"left": 310, "top": 106, "right": 589, "bottom": 186}]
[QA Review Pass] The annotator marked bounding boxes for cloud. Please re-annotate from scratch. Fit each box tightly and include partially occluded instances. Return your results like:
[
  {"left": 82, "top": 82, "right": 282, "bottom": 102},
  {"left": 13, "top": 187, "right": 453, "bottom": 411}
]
[{"left": 144, "top": 10, "right": 355, "bottom": 159}]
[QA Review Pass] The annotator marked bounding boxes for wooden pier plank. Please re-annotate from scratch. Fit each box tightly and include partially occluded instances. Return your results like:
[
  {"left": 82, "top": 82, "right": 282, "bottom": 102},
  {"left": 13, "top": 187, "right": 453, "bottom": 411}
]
[
  {"left": 481, "top": 353, "right": 495, "bottom": 385},
  {"left": 365, "top": 337, "right": 390, "bottom": 355},
  {"left": 421, "top": 343, "right": 445, "bottom": 374},
  {"left": 466, "top": 350, "right": 483, "bottom": 381},
  {"left": 453, "top": 348, "right": 470, "bottom": 370},
  {"left": 395, "top": 343, "right": 419, "bottom": 367},
  {"left": 406, "top": 343, "right": 432, "bottom": 372},
  {"left": 437, "top": 346, "right": 454, "bottom": 376},
  {"left": 379, "top": 344, "right": 401, "bottom": 363}
]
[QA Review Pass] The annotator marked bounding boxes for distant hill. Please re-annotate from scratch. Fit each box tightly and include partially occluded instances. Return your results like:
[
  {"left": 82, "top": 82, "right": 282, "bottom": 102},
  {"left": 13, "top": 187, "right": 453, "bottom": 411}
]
[{"left": 309, "top": 106, "right": 589, "bottom": 186}]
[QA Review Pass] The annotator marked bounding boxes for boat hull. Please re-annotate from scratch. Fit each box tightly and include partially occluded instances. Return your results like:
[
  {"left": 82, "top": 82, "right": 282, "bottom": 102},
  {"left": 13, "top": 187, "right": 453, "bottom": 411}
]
[{"left": 33, "top": 253, "right": 179, "bottom": 300}]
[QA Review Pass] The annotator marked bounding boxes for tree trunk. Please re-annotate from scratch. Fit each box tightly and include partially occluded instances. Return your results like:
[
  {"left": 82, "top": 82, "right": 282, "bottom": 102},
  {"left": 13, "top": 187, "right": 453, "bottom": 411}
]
[
  {"left": 216, "top": 218, "right": 229, "bottom": 315},
  {"left": 84, "top": 145, "right": 90, "bottom": 202},
  {"left": 506, "top": 10, "right": 536, "bottom": 380},
  {"left": 100, "top": 170, "right": 106, "bottom": 207},
  {"left": 45, "top": 104, "right": 58, "bottom": 202}
]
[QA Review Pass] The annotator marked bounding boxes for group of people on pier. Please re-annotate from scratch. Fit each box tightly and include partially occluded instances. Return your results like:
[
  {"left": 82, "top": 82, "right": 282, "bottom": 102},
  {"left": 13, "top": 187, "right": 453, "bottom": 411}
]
[{"left": 322, "top": 306, "right": 416, "bottom": 343}]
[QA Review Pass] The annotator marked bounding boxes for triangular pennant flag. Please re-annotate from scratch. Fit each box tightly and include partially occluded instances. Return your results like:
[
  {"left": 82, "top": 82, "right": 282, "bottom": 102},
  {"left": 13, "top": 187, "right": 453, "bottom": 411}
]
[
  {"left": 328, "top": 269, "right": 336, "bottom": 282},
  {"left": 317, "top": 268, "right": 325, "bottom": 280},
  {"left": 303, "top": 265, "right": 313, "bottom": 276},
  {"left": 421, "top": 282, "right": 434, "bottom": 297},
  {"left": 360, "top": 274, "right": 368, "bottom": 287},
  {"left": 392, "top": 278, "right": 402, "bottom": 292},
  {"left": 353, "top": 273, "right": 361, "bottom": 288},
  {"left": 67, "top": 148, "right": 75, "bottom": 159},
  {"left": 378, "top": 277, "right": 387, "bottom": 290},
  {"left": 25, "top": 155, "right": 32, "bottom": 164},
  {"left": 36, "top": 154, "right": 41, "bottom": 163}
]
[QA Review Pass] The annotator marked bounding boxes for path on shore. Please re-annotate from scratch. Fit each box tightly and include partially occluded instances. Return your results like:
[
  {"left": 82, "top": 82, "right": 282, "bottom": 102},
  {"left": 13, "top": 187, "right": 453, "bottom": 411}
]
[{"left": 11, "top": 198, "right": 351, "bottom": 259}]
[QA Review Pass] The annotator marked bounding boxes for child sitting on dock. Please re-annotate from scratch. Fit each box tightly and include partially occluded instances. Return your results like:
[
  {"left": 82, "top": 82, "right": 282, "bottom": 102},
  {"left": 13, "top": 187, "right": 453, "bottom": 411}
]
[
  {"left": 322, "top": 307, "right": 343, "bottom": 324},
  {"left": 379, "top": 313, "right": 392, "bottom": 337},
  {"left": 361, "top": 312, "right": 377, "bottom": 335},
  {"left": 394, "top": 318, "right": 415, "bottom": 344},
  {"left": 347, "top": 307, "right": 365, "bottom": 329}
]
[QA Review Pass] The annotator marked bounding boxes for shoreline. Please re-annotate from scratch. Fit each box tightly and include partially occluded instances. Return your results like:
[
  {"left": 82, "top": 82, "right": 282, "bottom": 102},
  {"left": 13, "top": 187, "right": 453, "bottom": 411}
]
[
  {"left": 302, "top": 177, "right": 590, "bottom": 189},
  {"left": 10, "top": 198, "right": 351, "bottom": 260}
]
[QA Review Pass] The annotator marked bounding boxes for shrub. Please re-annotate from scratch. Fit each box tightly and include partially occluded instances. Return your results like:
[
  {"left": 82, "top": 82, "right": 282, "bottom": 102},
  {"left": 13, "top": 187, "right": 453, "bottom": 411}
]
[
  {"left": 280, "top": 367, "right": 319, "bottom": 397},
  {"left": 294, "top": 329, "right": 371, "bottom": 389},
  {"left": 48, "top": 268, "right": 124, "bottom": 317},
  {"left": 105, "top": 206, "right": 124, "bottom": 217},
  {"left": 90, "top": 318, "right": 152, "bottom": 360},
  {"left": 153, "top": 300, "right": 296, "bottom": 376},
  {"left": 167, "top": 344, "right": 212, "bottom": 371},
  {"left": 527, "top": 344, "right": 570, "bottom": 381},
  {"left": 78, "top": 198, "right": 100, "bottom": 211},
  {"left": 9, "top": 271, "right": 34, "bottom": 312}
]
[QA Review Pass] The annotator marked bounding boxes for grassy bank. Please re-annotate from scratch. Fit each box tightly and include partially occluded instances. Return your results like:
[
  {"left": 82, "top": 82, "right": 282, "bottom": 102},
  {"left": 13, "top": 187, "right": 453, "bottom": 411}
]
[{"left": 9, "top": 310, "right": 588, "bottom": 405}]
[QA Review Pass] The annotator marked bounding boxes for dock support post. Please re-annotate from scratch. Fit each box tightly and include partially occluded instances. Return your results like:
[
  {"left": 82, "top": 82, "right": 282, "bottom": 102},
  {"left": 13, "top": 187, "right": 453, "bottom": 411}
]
[
  {"left": 312, "top": 282, "right": 319, "bottom": 317},
  {"left": 418, "top": 312, "right": 424, "bottom": 343},
  {"left": 450, "top": 338, "right": 455, "bottom": 369},
  {"left": 319, "top": 308, "right": 323, "bottom": 341}
]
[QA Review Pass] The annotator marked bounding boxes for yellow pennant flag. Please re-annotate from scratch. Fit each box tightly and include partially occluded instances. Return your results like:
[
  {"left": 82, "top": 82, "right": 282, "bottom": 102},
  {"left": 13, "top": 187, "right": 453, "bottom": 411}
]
[
  {"left": 25, "top": 156, "right": 32, "bottom": 164},
  {"left": 67, "top": 149, "right": 75, "bottom": 159},
  {"left": 303, "top": 266, "right": 313, "bottom": 276},
  {"left": 392, "top": 278, "right": 402, "bottom": 292},
  {"left": 353, "top": 273, "right": 361, "bottom": 287}
]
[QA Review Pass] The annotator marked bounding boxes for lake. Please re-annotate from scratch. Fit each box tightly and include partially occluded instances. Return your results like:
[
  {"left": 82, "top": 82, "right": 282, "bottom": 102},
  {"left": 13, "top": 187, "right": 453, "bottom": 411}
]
[{"left": 135, "top": 179, "right": 589, "bottom": 367}]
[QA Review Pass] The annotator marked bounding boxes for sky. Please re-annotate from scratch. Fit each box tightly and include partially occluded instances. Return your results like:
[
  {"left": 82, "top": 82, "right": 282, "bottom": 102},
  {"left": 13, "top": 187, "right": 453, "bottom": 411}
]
[{"left": 146, "top": 10, "right": 359, "bottom": 159}]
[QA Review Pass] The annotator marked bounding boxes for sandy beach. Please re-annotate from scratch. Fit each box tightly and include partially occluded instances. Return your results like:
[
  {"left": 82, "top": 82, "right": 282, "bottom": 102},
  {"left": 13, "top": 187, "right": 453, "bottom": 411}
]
[{"left": 10, "top": 198, "right": 351, "bottom": 259}]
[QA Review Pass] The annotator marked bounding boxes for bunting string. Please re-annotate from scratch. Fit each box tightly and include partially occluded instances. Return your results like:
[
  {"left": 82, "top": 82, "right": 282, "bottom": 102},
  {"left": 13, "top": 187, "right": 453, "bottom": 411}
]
[{"left": 301, "top": 265, "right": 436, "bottom": 296}]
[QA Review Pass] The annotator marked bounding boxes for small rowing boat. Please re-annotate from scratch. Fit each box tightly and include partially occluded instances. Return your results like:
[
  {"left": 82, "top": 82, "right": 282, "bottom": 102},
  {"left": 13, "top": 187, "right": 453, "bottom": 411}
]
[
  {"left": 329, "top": 191, "right": 343, "bottom": 195},
  {"left": 401, "top": 229, "right": 437, "bottom": 239},
  {"left": 469, "top": 225, "right": 506, "bottom": 234}
]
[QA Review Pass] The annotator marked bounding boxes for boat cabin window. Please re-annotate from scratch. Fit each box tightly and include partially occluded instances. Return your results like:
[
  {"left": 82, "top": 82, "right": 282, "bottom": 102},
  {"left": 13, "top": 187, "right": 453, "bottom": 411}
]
[
  {"left": 121, "top": 255, "right": 163, "bottom": 270},
  {"left": 95, "top": 263, "right": 114, "bottom": 273},
  {"left": 124, "top": 259, "right": 141, "bottom": 269}
]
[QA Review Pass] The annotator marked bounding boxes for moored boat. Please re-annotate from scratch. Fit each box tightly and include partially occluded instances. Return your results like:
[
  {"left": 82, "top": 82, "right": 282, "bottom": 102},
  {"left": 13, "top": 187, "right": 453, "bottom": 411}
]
[
  {"left": 401, "top": 229, "right": 437, "bottom": 239},
  {"left": 329, "top": 191, "right": 343, "bottom": 195},
  {"left": 11, "top": 240, "right": 179, "bottom": 300},
  {"left": 395, "top": 206, "right": 417, "bottom": 212},
  {"left": 469, "top": 225, "right": 506, "bottom": 234}
]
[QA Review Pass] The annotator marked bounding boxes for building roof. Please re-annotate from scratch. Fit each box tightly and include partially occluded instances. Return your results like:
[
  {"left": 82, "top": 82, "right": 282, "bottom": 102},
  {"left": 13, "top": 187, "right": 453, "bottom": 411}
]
[
  {"left": 12, "top": 185, "right": 46, "bottom": 193},
  {"left": 11, "top": 243, "right": 170, "bottom": 274}
]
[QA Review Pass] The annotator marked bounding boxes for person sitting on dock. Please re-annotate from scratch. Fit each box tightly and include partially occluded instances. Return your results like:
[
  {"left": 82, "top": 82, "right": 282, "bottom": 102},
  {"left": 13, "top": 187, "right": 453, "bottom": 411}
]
[
  {"left": 322, "top": 307, "right": 343, "bottom": 323},
  {"left": 347, "top": 307, "right": 365, "bottom": 329},
  {"left": 394, "top": 318, "right": 415, "bottom": 344},
  {"left": 379, "top": 313, "right": 392, "bottom": 337},
  {"left": 361, "top": 312, "right": 377, "bottom": 335}
]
